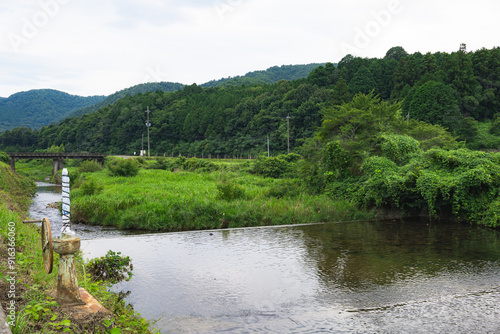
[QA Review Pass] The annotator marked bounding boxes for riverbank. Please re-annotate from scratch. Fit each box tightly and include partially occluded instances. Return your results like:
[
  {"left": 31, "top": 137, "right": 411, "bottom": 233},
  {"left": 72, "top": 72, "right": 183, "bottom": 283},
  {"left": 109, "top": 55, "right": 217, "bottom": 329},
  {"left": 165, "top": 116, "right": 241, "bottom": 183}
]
[
  {"left": 69, "top": 163, "right": 377, "bottom": 232},
  {"left": 0, "top": 161, "right": 158, "bottom": 333}
]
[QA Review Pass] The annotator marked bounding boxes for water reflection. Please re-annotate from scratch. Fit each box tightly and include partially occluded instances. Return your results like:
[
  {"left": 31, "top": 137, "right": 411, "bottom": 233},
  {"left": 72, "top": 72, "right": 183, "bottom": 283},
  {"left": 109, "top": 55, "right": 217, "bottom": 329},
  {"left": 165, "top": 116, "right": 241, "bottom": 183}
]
[{"left": 81, "top": 220, "right": 500, "bottom": 333}]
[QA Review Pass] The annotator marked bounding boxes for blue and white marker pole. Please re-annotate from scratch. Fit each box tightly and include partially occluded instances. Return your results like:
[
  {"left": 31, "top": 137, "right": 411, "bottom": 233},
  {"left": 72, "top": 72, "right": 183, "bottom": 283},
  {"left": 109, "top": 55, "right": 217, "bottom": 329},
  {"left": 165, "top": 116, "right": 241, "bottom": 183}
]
[{"left": 61, "top": 168, "right": 75, "bottom": 237}]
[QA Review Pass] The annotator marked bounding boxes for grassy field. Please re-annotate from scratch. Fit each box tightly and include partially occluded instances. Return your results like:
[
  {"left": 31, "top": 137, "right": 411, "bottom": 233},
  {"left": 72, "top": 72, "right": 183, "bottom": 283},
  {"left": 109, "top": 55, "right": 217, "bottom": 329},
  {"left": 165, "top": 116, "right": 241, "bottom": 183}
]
[{"left": 69, "top": 158, "right": 376, "bottom": 232}]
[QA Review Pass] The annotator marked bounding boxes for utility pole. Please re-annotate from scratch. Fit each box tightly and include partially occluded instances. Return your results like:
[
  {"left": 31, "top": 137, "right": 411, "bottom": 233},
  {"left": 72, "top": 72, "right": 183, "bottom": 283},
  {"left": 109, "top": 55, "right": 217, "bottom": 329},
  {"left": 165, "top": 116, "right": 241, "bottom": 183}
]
[
  {"left": 145, "top": 107, "right": 151, "bottom": 157},
  {"left": 267, "top": 135, "right": 270, "bottom": 157},
  {"left": 142, "top": 134, "right": 144, "bottom": 156},
  {"left": 286, "top": 114, "right": 291, "bottom": 154}
]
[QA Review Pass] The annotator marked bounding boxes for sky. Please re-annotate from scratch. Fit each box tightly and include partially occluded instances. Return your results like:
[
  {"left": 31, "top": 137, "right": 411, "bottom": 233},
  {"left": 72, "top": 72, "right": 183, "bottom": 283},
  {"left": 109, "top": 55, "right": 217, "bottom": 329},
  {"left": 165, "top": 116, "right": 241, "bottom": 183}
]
[{"left": 1, "top": 0, "right": 499, "bottom": 98}]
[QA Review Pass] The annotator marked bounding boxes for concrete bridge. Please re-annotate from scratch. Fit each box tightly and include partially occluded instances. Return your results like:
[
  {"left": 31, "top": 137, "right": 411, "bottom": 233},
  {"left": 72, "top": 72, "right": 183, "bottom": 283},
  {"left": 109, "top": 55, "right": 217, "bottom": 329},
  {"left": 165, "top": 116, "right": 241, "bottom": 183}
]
[{"left": 7, "top": 152, "right": 106, "bottom": 175}]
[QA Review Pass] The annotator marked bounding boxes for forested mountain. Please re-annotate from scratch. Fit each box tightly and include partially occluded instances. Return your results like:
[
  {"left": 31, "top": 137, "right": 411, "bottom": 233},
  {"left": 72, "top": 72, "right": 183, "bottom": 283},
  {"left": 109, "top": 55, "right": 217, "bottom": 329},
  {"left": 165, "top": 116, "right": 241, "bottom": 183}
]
[
  {"left": 0, "top": 89, "right": 105, "bottom": 132},
  {"left": 201, "top": 64, "right": 326, "bottom": 88},
  {"left": 0, "top": 64, "right": 323, "bottom": 132},
  {"left": 1, "top": 45, "right": 499, "bottom": 155},
  {"left": 71, "top": 82, "right": 185, "bottom": 117}
]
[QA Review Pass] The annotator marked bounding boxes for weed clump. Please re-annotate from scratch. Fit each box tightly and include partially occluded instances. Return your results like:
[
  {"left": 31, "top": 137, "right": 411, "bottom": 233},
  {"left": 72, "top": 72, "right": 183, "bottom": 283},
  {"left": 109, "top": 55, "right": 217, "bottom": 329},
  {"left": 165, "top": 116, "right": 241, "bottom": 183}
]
[
  {"left": 78, "top": 160, "right": 103, "bottom": 173},
  {"left": 79, "top": 179, "right": 103, "bottom": 196},
  {"left": 107, "top": 159, "right": 139, "bottom": 177},
  {"left": 86, "top": 250, "right": 133, "bottom": 283},
  {"left": 216, "top": 180, "right": 246, "bottom": 201}
]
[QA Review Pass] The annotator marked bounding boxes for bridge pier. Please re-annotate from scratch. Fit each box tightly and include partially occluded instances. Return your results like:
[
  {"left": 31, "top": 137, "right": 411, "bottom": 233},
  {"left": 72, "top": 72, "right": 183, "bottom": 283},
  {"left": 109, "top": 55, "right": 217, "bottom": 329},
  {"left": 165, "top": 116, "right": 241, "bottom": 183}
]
[
  {"left": 10, "top": 157, "right": 16, "bottom": 172},
  {"left": 53, "top": 158, "right": 64, "bottom": 176}
]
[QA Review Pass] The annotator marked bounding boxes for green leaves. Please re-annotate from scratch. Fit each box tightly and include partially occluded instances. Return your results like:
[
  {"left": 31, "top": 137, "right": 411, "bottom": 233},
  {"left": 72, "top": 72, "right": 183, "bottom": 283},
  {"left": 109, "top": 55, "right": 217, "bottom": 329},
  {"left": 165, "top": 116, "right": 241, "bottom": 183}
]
[
  {"left": 402, "top": 80, "right": 461, "bottom": 129},
  {"left": 107, "top": 159, "right": 139, "bottom": 177},
  {"left": 379, "top": 133, "right": 421, "bottom": 165},
  {"left": 318, "top": 92, "right": 404, "bottom": 157},
  {"left": 354, "top": 147, "right": 500, "bottom": 225},
  {"left": 86, "top": 250, "right": 133, "bottom": 284}
]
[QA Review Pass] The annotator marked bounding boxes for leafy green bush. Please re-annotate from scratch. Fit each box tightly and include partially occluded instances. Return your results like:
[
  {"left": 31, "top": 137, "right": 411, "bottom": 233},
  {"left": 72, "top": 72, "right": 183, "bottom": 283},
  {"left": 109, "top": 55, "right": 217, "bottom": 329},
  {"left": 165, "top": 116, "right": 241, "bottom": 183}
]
[
  {"left": 86, "top": 250, "right": 133, "bottom": 283},
  {"left": 252, "top": 156, "right": 289, "bottom": 178},
  {"left": 108, "top": 159, "right": 139, "bottom": 177},
  {"left": 78, "top": 160, "right": 103, "bottom": 173},
  {"left": 216, "top": 180, "right": 246, "bottom": 201},
  {"left": 0, "top": 151, "right": 9, "bottom": 164}
]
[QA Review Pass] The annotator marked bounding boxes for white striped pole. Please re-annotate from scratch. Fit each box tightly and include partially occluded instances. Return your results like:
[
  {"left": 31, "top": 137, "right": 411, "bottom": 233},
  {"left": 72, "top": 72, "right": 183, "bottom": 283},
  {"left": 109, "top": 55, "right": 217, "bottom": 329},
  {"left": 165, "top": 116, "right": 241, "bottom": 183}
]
[{"left": 61, "top": 168, "right": 75, "bottom": 237}]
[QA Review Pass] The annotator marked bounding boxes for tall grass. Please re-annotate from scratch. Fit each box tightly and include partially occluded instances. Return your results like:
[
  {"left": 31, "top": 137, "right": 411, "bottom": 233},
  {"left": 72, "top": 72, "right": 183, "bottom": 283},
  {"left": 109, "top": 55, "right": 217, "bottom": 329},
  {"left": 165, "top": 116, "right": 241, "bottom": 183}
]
[{"left": 71, "top": 168, "right": 375, "bottom": 231}]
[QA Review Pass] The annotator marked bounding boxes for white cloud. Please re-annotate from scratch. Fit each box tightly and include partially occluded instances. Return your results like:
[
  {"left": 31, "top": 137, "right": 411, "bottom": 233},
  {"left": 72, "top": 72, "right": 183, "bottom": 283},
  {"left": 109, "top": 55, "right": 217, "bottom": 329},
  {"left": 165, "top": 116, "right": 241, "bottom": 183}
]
[{"left": 0, "top": 0, "right": 499, "bottom": 97}]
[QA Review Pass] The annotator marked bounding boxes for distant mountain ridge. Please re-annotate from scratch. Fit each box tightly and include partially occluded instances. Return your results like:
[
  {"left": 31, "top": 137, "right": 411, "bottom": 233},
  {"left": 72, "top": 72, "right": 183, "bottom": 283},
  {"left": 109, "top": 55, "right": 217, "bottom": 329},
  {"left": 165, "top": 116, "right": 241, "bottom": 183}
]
[
  {"left": 0, "top": 63, "right": 324, "bottom": 132},
  {"left": 0, "top": 89, "right": 105, "bottom": 132},
  {"left": 201, "top": 64, "right": 325, "bottom": 87}
]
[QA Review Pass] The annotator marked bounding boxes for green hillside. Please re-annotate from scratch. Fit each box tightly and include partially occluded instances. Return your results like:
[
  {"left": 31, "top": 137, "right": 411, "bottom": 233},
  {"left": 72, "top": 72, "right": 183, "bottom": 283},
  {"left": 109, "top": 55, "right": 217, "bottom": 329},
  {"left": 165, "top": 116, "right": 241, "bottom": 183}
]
[
  {"left": 0, "top": 89, "right": 105, "bottom": 132},
  {"left": 201, "top": 64, "right": 325, "bottom": 87},
  {"left": 72, "top": 81, "right": 185, "bottom": 117}
]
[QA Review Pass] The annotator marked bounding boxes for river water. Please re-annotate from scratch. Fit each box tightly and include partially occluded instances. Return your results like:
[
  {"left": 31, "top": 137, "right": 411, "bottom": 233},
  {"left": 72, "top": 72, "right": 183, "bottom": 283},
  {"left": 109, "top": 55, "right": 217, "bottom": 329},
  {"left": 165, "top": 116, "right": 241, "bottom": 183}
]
[{"left": 31, "top": 183, "right": 500, "bottom": 333}]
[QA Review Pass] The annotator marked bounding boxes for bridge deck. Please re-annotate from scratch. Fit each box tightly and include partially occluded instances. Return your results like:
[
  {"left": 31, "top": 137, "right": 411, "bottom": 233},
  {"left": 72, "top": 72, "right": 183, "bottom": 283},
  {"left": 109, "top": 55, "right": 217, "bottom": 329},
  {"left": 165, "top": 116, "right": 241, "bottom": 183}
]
[
  {"left": 7, "top": 152, "right": 106, "bottom": 175},
  {"left": 7, "top": 152, "right": 106, "bottom": 159}
]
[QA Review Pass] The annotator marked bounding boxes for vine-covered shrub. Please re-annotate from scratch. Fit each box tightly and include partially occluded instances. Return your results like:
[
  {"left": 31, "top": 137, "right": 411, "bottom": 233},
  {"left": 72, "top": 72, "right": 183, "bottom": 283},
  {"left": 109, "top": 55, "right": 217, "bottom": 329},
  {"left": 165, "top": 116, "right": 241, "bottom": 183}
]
[
  {"left": 379, "top": 133, "right": 421, "bottom": 165},
  {"left": 355, "top": 156, "right": 405, "bottom": 207},
  {"left": 323, "top": 141, "right": 351, "bottom": 181},
  {"left": 349, "top": 148, "right": 500, "bottom": 226},
  {"left": 482, "top": 199, "right": 500, "bottom": 227}
]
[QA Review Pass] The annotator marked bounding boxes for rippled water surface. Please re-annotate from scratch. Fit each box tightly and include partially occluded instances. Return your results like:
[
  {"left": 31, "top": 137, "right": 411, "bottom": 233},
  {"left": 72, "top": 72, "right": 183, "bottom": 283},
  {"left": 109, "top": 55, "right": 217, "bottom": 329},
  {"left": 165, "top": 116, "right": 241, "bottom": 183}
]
[
  {"left": 81, "top": 221, "right": 500, "bottom": 333},
  {"left": 29, "top": 182, "right": 132, "bottom": 239},
  {"left": 31, "top": 183, "right": 500, "bottom": 333}
]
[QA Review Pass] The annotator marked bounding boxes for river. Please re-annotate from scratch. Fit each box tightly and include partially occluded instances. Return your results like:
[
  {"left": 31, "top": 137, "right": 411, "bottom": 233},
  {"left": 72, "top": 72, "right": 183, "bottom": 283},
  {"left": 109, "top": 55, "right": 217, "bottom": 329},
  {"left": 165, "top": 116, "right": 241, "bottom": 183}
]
[{"left": 31, "top": 182, "right": 500, "bottom": 333}]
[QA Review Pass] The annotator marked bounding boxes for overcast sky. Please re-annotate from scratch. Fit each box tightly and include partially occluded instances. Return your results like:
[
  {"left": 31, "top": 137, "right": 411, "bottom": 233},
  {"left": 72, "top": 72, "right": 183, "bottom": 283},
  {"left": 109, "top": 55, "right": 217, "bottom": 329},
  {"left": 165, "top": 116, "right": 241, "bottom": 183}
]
[{"left": 1, "top": 0, "right": 499, "bottom": 98}]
